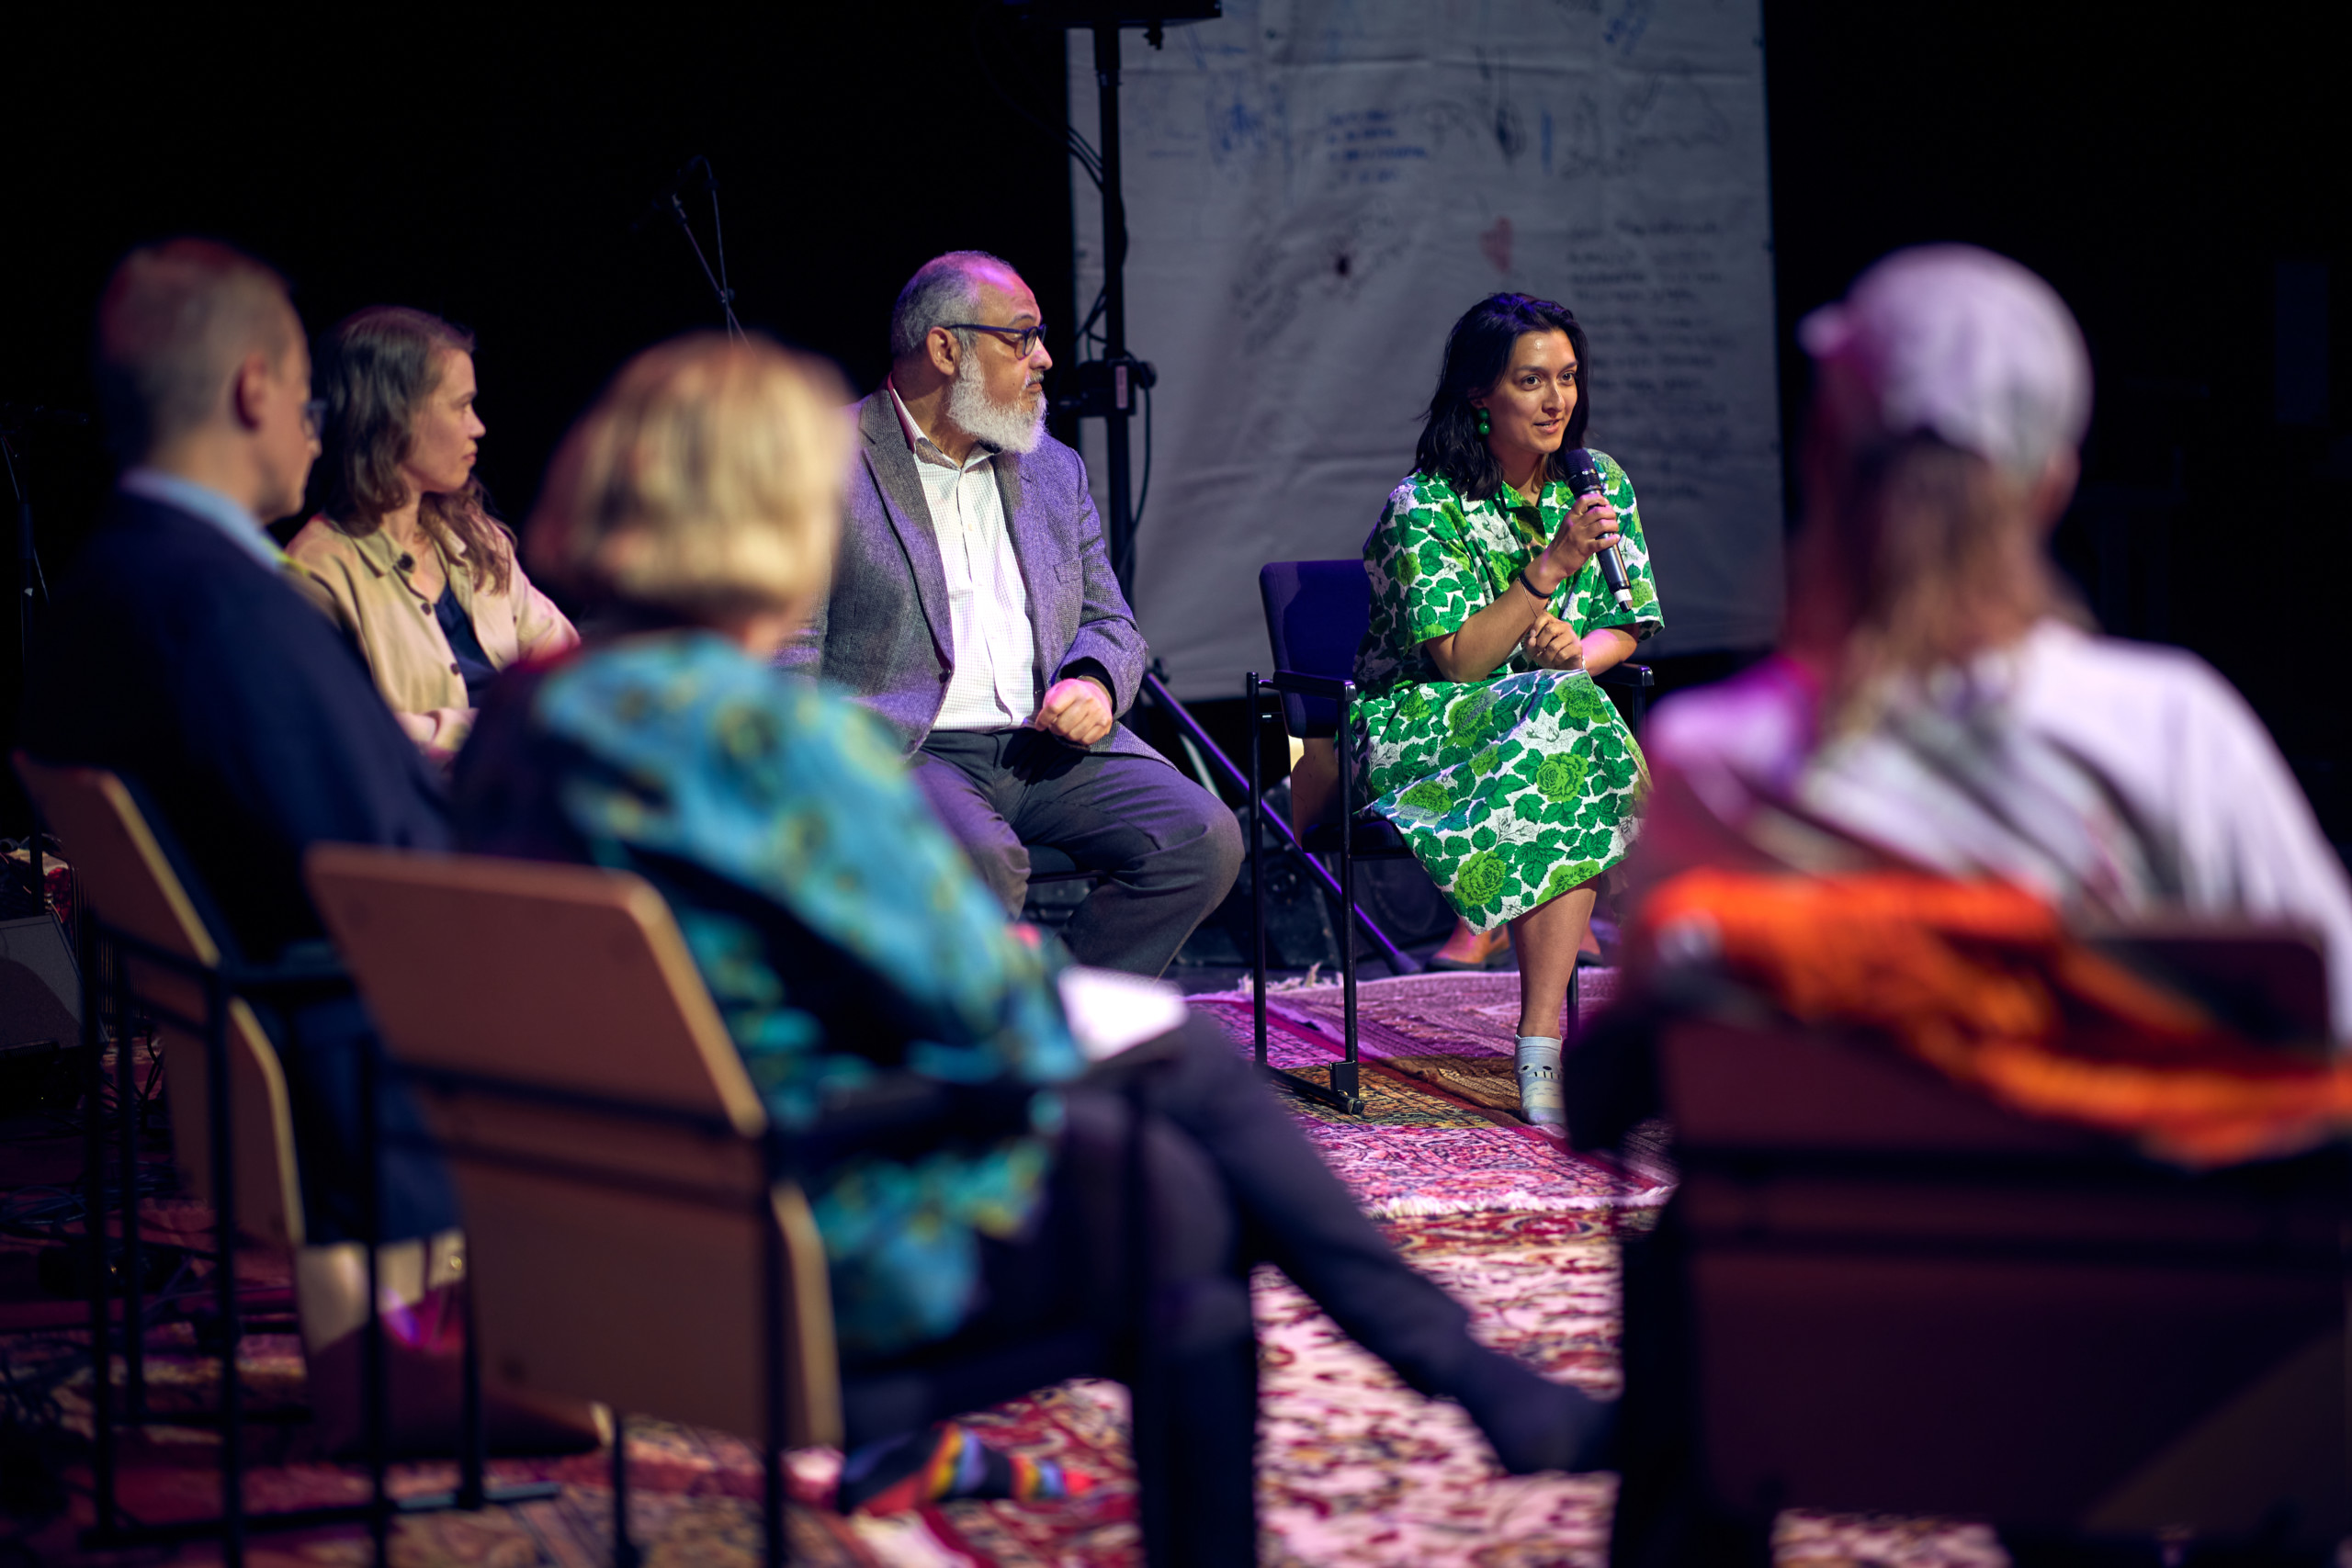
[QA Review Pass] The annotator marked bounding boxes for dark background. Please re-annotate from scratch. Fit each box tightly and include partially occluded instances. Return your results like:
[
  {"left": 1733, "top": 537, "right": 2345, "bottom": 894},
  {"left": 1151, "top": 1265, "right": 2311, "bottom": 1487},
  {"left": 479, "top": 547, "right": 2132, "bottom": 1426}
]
[{"left": 2, "top": 2, "right": 2346, "bottom": 852}]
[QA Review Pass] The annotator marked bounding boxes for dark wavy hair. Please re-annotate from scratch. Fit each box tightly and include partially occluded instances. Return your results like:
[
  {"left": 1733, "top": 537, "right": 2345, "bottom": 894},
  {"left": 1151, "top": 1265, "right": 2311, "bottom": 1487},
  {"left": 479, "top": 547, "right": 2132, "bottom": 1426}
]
[
  {"left": 1414, "top": 294, "right": 1590, "bottom": 502},
  {"left": 315, "top": 305, "right": 513, "bottom": 593}
]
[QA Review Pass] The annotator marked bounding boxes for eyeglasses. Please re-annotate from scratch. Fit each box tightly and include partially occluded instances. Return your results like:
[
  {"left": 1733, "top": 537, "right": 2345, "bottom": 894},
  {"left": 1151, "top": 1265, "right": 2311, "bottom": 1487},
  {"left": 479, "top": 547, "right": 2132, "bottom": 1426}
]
[
  {"left": 300, "top": 399, "right": 327, "bottom": 434},
  {"left": 945, "top": 321, "right": 1049, "bottom": 358}
]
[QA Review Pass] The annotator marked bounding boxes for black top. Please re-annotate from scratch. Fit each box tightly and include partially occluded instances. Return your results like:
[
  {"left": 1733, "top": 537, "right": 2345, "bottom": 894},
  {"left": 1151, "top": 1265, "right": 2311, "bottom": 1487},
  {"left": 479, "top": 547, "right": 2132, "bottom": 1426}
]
[
  {"left": 21, "top": 491, "right": 451, "bottom": 961},
  {"left": 434, "top": 583, "right": 499, "bottom": 705}
]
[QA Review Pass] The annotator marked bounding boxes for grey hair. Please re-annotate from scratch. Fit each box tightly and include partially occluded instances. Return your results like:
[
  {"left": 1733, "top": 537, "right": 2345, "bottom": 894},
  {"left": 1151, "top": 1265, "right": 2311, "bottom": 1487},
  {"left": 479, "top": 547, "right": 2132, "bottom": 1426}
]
[{"left": 888, "top": 250, "right": 1012, "bottom": 361}]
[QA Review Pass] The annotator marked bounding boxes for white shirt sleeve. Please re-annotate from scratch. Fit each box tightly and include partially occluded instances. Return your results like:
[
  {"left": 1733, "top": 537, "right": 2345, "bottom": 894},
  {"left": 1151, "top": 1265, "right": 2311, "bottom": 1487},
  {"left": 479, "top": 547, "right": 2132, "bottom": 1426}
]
[{"left": 2019, "top": 628, "right": 2352, "bottom": 1042}]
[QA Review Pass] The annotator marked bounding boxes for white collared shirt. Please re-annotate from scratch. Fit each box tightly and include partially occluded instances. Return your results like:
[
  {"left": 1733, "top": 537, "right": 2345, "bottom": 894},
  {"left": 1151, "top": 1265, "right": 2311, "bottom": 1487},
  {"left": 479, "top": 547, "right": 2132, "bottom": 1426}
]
[
  {"left": 888, "top": 383, "right": 1037, "bottom": 729},
  {"left": 119, "top": 468, "right": 286, "bottom": 573}
]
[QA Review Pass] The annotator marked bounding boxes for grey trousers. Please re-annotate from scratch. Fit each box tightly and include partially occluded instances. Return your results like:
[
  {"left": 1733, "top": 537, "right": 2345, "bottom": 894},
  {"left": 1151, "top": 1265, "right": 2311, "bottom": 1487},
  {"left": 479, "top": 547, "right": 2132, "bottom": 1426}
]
[{"left": 913, "top": 728, "right": 1243, "bottom": 978}]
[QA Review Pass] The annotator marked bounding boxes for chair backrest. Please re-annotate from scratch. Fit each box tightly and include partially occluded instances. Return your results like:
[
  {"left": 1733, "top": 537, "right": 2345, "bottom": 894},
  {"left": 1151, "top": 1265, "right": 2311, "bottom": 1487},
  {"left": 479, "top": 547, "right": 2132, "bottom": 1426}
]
[
  {"left": 1259, "top": 560, "right": 1372, "bottom": 739},
  {"left": 1655, "top": 985, "right": 2346, "bottom": 1541},
  {"left": 11, "top": 752, "right": 305, "bottom": 1248},
  {"left": 304, "top": 845, "right": 841, "bottom": 1450}
]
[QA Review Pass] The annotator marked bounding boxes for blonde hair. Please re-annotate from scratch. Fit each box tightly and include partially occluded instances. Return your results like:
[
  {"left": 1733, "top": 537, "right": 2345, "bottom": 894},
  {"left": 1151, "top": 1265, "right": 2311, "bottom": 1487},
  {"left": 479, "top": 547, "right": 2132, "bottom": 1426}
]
[
  {"left": 528, "top": 333, "right": 851, "bottom": 619},
  {"left": 1821, "top": 434, "right": 2083, "bottom": 728}
]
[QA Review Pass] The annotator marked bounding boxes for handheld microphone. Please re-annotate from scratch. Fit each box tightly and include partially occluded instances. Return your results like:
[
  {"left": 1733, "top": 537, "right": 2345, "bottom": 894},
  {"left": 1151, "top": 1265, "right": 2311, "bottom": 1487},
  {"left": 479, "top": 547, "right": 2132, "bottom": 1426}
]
[{"left": 1562, "top": 449, "right": 1632, "bottom": 610}]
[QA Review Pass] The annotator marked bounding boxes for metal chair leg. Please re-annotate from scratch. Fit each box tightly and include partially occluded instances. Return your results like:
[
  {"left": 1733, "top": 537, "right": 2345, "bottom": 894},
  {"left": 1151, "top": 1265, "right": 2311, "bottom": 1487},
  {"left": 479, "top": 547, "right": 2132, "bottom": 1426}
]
[
  {"left": 1248, "top": 671, "right": 1269, "bottom": 1069},
  {"left": 82, "top": 919, "right": 116, "bottom": 1536},
  {"left": 761, "top": 1213, "right": 786, "bottom": 1568},
  {"left": 611, "top": 1409, "right": 639, "bottom": 1568},
  {"left": 119, "top": 999, "right": 145, "bottom": 1424},
  {"left": 1333, "top": 680, "right": 1361, "bottom": 1106},
  {"left": 1247, "top": 673, "right": 1366, "bottom": 1117},
  {"left": 204, "top": 971, "right": 245, "bottom": 1565}
]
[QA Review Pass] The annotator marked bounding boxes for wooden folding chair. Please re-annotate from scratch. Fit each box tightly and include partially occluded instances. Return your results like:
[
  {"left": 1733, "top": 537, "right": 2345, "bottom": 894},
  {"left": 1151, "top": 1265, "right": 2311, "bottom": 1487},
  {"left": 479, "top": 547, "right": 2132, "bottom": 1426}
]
[
  {"left": 1603, "top": 933, "right": 2350, "bottom": 1563},
  {"left": 305, "top": 846, "right": 854, "bottom": 1567},
  {"left": 14, "top": 753, "right": 310, "bottom": 1557},
  {"left": 14, "top": 755, "right": 305, "bottom": 1247},
  {"left": 12, "top": 754, "right": 548, "bottom": 1562},
  {"left": 309, "top": 846, "right": 1201, "bottom": 1565}
]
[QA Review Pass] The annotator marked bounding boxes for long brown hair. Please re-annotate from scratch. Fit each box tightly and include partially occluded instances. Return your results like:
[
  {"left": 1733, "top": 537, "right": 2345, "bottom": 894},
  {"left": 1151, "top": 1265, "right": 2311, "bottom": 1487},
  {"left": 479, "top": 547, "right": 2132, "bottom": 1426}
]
[
  {"left": 315, "top": 306, "right": 514, "bottom": 594},
  {"left": 1817, "top": 433, "right": 2082, "bottom": 728}
]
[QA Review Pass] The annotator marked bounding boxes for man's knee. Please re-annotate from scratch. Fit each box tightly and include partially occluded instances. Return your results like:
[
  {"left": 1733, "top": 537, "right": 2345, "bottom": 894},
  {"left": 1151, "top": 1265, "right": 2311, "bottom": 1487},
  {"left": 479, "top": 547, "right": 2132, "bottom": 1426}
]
[
  {"left": 962, "top": 832, "right": 1031, "bottom": 918},
  {"left": 1196, "top": 795, "right": 1245, "bottom": 895},
  {"left": 911, "top": 751, "right": 1029, "bottom": 915},
  {"left": 1159, "top": 780, "right": 1244, "bottom": 901}
]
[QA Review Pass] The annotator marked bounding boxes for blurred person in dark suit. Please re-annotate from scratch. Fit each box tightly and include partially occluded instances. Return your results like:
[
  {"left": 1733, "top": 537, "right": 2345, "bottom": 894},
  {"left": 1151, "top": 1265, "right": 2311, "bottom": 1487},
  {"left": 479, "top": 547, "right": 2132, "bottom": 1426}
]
[
  {"left": 26, "top": 239, "right": 448, "bottom": 973},
  {"left": 15, "top": 241, "right": 579, "bottom": 1454}
]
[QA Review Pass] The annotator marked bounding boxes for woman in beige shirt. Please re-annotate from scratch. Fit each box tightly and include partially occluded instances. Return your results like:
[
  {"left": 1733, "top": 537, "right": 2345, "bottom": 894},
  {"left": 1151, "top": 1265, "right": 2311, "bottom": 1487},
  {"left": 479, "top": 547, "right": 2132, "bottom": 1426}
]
[{"left": 289, "top": 307, "right": 577, "bottom": 762}]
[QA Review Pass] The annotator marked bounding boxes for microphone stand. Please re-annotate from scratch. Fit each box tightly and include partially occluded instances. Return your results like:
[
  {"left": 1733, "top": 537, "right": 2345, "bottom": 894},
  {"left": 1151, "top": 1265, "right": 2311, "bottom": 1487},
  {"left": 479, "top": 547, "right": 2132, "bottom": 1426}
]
[
  {"left": 1019, "top": 7, "right": 1417, "bottom": 974},
  {"left": 642, "top": 155, "right": 745, "bottom": 342}
]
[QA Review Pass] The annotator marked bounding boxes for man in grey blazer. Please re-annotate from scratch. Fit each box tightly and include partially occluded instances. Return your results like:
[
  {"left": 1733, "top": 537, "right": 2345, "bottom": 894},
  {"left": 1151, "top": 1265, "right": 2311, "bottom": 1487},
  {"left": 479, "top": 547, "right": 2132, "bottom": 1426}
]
[{"left": 776, "top": 251, "right": 1240, "bottom": 976}]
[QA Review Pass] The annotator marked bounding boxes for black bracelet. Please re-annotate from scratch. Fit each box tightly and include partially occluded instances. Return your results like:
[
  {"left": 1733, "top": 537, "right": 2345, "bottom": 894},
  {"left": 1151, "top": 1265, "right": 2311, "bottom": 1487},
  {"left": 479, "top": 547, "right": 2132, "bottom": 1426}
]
[{"left": 1515, "top": 569, "right": 1555, "bottom": 602}]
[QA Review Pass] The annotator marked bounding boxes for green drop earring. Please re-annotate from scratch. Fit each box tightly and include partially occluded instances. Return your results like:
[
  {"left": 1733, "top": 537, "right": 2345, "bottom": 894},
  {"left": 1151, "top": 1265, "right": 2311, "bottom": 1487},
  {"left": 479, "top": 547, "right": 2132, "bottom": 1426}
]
[{"left": 1475, "top": 408, "right": 1491, "bottom": 437}]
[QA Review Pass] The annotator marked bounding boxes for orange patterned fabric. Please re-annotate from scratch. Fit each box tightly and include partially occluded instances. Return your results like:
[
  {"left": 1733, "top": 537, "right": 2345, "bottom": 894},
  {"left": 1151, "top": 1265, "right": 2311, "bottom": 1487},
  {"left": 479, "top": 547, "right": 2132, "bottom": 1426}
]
[{"left": 1634, "top": 870, "right": 2352, "bottom": 1167}]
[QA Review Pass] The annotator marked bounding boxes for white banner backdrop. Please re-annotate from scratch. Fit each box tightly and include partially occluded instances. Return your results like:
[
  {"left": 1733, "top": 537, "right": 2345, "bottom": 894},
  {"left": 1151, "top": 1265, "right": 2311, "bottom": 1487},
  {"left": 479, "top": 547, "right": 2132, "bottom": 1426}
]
[{"left": 1069, "top": 0, "right": 1785, "bottom": 700}]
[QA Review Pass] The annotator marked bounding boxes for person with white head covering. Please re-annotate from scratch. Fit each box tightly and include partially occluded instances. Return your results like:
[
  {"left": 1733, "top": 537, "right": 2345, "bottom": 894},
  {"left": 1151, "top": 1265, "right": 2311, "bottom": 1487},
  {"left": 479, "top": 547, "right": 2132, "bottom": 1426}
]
[{"left": 1633, "top": 244, "right": 2352, "bottom": 1041}]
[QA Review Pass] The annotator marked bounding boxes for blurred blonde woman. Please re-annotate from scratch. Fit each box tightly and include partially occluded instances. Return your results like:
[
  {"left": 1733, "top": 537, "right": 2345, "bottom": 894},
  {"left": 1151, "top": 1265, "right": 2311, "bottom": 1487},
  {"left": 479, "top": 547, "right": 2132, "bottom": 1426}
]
[
  {"left": 450, "top": 333, "right": 1608, "bottom": 1547},
  {"left": 289, "top": 308, "right": 576, "bottom": 761}
]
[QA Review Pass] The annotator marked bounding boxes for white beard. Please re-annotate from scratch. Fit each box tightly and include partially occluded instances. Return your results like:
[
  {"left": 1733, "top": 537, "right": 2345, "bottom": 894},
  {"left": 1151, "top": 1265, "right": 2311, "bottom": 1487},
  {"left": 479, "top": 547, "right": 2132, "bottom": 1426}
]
[{"left": 944, "top": 353, "right": 1046, "bottom": 455}]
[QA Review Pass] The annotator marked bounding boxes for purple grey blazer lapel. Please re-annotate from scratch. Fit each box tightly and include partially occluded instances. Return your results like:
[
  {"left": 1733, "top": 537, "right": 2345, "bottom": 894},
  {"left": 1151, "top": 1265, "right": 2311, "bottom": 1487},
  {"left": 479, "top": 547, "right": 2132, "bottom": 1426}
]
[
  {"left": 856, "top": 392, "right": 953, "bottom": 657},
  {"left": 994, "top": 451, "right": 1067, "bottom": 685}
]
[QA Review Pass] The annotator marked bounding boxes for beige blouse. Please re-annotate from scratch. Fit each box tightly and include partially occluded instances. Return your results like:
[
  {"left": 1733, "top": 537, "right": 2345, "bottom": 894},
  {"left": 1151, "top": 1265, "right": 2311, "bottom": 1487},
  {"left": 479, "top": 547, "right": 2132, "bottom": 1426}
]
[{"left": 287, "top": 517, "right": 578, "bottom": 760}]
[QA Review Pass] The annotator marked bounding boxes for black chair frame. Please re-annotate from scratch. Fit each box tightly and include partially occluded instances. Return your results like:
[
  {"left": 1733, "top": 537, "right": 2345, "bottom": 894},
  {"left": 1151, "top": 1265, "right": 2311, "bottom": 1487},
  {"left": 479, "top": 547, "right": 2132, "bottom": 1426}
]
[{"left": 74, "top": 919, "right": 553, "bottom": 1565}]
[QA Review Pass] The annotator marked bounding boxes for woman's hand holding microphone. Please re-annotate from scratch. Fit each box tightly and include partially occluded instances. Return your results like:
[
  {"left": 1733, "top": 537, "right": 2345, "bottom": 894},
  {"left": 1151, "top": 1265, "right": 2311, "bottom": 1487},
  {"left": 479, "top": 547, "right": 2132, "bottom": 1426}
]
[
  {"left": 1512, "top": 492, "right": 1618, "bottom": 671},
  {"left": 1535, "top": 491, "right": 1620, "bottom": 591},
  {"left": 1433, "top": 491, "right": 1622, "bottom": 684}
]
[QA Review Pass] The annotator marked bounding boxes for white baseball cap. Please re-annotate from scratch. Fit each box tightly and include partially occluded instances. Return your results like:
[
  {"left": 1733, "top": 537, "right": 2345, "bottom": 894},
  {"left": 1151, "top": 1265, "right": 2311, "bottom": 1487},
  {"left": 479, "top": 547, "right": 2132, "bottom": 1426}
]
[{"left": 1798, "top": 244, "right": 2092, "bottom": 480}]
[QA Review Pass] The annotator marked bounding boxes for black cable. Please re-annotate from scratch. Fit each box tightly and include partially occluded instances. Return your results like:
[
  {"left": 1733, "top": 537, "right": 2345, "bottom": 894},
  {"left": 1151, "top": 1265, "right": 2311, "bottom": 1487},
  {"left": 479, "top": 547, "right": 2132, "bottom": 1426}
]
[
  {"left": 1133, "top": 378, "right": 1154, "bottom": 534},
  {"left": 662, "top": 156, "right": 744, "bottom": 344},
  {"left": 704, "top": 160, "right": 743, "bottom": 343},
  {"left": 1074, "top": 285, "right": 1109, "bottom": 353},
  {"left": 969, "top": 2, "right": 1105, "bottom": 189},
  {"left": 961, "top": 0, "right": 1148, "bottom": 560}
]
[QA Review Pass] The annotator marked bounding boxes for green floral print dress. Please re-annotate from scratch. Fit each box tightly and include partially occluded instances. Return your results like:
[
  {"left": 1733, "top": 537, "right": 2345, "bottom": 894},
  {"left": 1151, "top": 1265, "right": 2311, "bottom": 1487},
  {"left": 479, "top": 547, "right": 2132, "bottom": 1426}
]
[{"left": 1353, "top": 455, "right": 1661, "bottom": 931}]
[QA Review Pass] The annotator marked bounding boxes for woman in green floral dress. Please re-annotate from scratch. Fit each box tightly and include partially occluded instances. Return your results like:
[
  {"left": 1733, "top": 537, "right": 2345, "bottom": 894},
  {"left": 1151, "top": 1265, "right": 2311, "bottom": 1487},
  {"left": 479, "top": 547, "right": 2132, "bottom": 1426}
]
[{"left": 1355, "top": 293, "right": 1662, "bottom": 1124}]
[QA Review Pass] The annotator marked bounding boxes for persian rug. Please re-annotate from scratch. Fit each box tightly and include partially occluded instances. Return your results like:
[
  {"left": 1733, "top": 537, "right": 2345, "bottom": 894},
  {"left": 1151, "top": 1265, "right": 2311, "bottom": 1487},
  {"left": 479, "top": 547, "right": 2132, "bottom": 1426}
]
[
  {"left": 14, "top": 985, "right": 1995, "bottom": 1566},
  {"left": 1191, "top": 970, "right": 1623, "bottom": 1120},
  {"left": 1290, "top": 1121, "right": 1667, "bottom": 1218},
  {"left": 1187, "top": 988, "right": 1669, "bottom": 1218},
  {"left": 1188, "top": 987, "right": 1519, "bottom": 1130},
  {"left": 25, "top": 1211, "right": 2006, "bottom": 1568},
  {"left": 28, "top": 1212, "right": 1622, "bottom": 1568}
]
